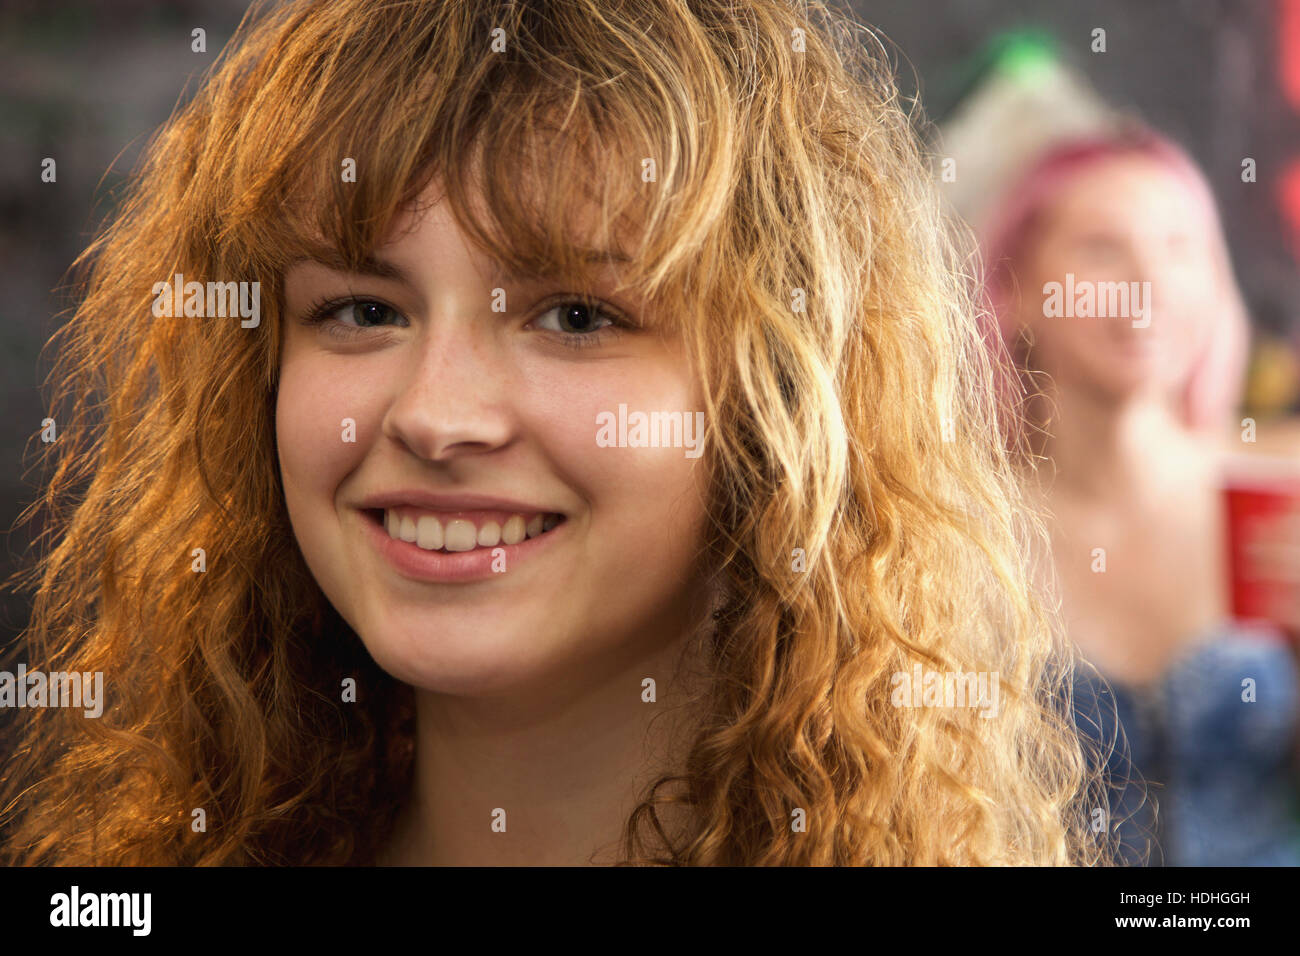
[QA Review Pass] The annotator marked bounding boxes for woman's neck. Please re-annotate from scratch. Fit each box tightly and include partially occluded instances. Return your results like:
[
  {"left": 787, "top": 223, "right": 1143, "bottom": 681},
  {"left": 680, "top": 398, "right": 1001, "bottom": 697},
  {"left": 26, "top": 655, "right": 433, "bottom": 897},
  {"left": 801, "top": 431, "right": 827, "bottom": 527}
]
[
  {"left": 1032, "top": 384, "right": 1199, "bottom": 505},
  {"left": 381, "top": 611, "right": 712, "bottom": 866}
]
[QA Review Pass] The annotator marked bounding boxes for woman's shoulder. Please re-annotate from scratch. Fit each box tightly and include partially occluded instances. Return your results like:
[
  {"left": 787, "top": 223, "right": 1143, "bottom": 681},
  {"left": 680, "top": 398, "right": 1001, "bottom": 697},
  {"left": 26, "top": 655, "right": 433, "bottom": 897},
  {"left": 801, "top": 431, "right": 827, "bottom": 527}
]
[
  {"left": 1075, "top": 624, "right": 1299, "bottom": 760},
  {"left": 1162, "top": 625, "right": 1299, "bottom": 723},
  {"left": 1211, "top": 416, "right": 1300, "bottom": 464}
]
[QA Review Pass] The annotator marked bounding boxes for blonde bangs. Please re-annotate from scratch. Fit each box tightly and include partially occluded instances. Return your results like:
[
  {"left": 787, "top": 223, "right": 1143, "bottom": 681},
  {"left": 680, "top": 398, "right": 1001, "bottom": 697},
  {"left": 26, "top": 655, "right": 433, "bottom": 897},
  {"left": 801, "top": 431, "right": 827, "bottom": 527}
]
[{"left": 201, "top": 0, "right": 740, "bottom": 336}]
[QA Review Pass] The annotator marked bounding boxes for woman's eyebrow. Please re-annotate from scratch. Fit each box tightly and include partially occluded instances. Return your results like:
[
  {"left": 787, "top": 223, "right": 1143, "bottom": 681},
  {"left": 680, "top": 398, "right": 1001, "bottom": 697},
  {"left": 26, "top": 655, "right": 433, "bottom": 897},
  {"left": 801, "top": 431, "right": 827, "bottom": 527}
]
[
  {"left": 487, "top": 251, "right": 633, "bottom": 288},
  {"left": 290, "top": 243, "right": 634, "bottom": 292},
  {"left": 289, "top": 244, "right": 412, "bottom": 284}
]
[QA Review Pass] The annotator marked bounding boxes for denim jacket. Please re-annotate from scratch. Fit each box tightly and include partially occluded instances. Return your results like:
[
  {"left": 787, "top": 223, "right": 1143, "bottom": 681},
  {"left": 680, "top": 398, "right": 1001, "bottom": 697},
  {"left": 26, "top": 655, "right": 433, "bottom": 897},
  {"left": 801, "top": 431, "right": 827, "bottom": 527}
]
[{"left": 1072, "top": 624, "right": 1300, "bottom": 866}]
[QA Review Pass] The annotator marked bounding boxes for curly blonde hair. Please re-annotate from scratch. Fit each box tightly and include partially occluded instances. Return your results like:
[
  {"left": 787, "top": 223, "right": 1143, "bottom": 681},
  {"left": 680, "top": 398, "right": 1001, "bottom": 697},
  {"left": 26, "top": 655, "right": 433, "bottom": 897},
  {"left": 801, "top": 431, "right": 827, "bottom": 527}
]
[{"left": 2, "top": 0, "right": 1107, "bottom": 865}]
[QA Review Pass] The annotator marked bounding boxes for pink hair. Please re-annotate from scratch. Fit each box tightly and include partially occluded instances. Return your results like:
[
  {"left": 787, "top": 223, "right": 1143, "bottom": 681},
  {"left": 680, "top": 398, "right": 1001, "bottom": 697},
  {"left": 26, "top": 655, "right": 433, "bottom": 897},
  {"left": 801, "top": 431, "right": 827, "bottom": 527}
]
[{"left": 977, "top": 127, "right": 1251, "bottom": 434}]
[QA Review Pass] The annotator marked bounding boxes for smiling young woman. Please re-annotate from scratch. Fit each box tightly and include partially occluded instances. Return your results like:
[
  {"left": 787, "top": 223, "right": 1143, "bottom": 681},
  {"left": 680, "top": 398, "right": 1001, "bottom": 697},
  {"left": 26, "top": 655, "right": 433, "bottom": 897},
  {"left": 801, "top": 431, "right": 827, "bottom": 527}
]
[{"left": 1, "top": 0, "right": 1108, "bottom": 866}]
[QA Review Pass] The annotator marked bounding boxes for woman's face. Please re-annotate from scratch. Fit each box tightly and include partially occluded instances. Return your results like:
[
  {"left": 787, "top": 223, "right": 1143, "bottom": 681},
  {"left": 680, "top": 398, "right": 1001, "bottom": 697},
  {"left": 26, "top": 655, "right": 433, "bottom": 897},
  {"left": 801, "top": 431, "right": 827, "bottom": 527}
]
[
  {"left": 276, "top": 182, "right": 713, "bottom": 697},
  {"left": 1012, "top": 153, "right": 1220, "bottom": 404}
]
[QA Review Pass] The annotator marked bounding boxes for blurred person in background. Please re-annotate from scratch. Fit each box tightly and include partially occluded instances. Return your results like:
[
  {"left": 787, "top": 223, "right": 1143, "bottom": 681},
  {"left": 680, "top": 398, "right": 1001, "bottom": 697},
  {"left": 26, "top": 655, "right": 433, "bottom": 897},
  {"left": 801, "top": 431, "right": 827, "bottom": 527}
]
[{"left": 981, "top": 127, "right": 1300, "bottom": 865}]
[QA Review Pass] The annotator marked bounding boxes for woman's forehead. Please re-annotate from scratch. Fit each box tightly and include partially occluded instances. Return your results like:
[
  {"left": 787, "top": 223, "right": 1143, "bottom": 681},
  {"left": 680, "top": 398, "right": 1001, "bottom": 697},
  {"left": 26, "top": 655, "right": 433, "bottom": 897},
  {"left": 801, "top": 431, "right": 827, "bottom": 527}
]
[
  {"left": 295, "top": 169, "right": 644, "bottom": 290},
  {"left": 1042, "top": 156, "right": 1212, "bottom": 234}
]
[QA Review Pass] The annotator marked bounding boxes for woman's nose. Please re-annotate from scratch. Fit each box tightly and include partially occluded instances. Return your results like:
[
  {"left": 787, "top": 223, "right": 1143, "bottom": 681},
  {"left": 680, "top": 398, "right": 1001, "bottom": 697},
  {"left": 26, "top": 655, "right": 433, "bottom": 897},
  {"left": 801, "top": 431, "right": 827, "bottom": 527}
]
[{"left": 380, "top": 317, "right": 515, "bottom": 463}]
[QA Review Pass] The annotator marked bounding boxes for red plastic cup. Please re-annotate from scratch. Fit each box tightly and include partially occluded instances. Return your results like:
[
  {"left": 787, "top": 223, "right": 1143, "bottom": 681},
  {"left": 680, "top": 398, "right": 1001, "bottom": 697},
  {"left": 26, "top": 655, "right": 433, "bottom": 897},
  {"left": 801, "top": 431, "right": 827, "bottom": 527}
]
[{"left": 1222, "top": 455, "right": 1300, "bottom": 639}]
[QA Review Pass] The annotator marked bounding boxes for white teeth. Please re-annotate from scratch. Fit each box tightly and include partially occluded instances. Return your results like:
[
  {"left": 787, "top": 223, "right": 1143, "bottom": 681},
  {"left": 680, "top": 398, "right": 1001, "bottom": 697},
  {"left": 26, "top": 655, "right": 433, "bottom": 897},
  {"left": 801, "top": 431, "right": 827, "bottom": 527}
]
[
  {"left": 416, "top": 515, "right": 443, "bottom": 550},
  {"left": 384, "top": 509, "right": 560, "bottom": 550},
  {"left": 443, "top": 519, "right": 477, "bottom": 552},
  {"left": 501, "top": 515, "right": 526, "bottom": 545}
]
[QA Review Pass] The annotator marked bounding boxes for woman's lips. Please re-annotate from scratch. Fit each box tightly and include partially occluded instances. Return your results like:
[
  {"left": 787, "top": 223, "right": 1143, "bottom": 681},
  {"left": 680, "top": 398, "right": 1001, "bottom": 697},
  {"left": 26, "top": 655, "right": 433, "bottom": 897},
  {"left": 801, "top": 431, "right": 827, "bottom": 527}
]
[{"left": 359, "top": 507, "right": 567, "bottom": 582}]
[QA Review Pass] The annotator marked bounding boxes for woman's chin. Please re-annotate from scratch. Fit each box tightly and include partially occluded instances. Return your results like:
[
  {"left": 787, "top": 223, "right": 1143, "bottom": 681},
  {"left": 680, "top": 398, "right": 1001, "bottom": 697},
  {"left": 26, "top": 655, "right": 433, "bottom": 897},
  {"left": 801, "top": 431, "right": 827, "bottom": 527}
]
[
  {"left": 360, "top": 621, "right": 565, "bottom": 698},
  {"left": 1075, "top": 342, "right": 1172, "bottom": 394}
]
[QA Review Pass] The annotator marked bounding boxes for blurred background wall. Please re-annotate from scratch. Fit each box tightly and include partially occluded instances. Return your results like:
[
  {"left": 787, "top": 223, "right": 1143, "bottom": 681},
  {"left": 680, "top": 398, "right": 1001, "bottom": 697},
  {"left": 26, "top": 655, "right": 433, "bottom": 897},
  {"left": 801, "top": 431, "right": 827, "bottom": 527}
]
[{"left": 0, "top": 0, "right": 1295, "bottom": 646}]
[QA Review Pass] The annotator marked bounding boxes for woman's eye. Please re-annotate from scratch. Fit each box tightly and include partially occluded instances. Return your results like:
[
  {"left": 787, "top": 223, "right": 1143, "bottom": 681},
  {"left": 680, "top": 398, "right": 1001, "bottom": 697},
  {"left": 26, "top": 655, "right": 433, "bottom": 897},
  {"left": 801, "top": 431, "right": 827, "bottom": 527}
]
[
  {"left": 1074, "top": 236, "right": 1122, "bottom": 260},
  {"left": 336, "top": 300, "right": 401, "bottom": 327},
  {"left": 302, "top": 297, "right": 406, "bottom": 330},
  {"left": 534, "top": 301, "right": 615, "bottom": 335}
]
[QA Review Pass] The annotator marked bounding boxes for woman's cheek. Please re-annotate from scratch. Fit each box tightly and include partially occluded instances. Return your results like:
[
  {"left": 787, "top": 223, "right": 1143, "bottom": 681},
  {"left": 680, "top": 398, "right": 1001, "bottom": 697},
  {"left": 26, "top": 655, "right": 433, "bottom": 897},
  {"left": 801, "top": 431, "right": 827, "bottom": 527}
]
[
  {"left": 527, "top": 354, "right": 701, "bottom": 486},
  {"left": 277, "top": 354, "right": 378, "bottom": 504}
]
